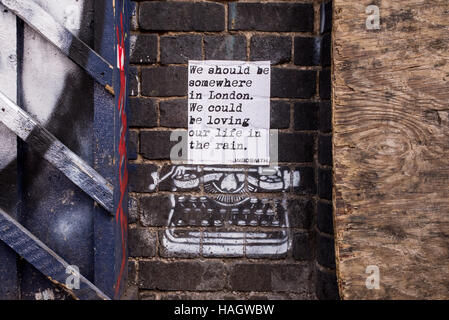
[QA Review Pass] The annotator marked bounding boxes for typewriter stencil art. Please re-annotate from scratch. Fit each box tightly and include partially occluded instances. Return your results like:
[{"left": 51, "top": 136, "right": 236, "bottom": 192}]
[{"left": 150, "top": 165, "right": 301, "bottom": 257}]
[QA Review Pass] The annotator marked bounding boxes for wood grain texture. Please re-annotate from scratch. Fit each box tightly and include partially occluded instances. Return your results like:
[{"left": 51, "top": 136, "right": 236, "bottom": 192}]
[
  {"left": 333, "top": 0, "right": 449, "bottom": 299},
  {"left": 0, "top": 90, "right": 114, "bottom": 213}
]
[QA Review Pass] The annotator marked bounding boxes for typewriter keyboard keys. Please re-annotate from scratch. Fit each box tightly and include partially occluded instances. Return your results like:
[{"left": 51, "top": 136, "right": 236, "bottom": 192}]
[
  {"left": 214, "top": 220, "right": 223, "bottom": 227},
  {"left": 201, "top": 220, "right": 209, "bottom": 226},
  {"left": 188, "top": 197, "right": 197, "bottom": 210},
  {"left": 199, "top": 196, "right": 208, "bottom": 206},
  {"left": 249, "top": 220, "right": 258, "bottom": 226},
  {"left": 178, "top": 196, "right": 186, "bottom": 205},
  {"left": 272, "top": 220, "right": 280, "bottom": 227}
]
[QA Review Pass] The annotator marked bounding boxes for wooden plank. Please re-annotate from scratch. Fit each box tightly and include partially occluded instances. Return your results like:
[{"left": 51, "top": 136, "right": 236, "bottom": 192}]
[
  {"left": 333, "top": 0, "right": 449, "bottom": 299},
  {"left": 0, "top": 0, "right": 114, "bottom": 93},
  {"left": 0, "top": 4, "right": 19, "bottom": 299},
  {"left": 0, "top": 207, "right": 110, "bottom": 300},
  {"left": 17, "top": 0, "right": 101, "bottom": 299},
  {"left": 0, "top": 90, "right": 114, "bottom": 213}
]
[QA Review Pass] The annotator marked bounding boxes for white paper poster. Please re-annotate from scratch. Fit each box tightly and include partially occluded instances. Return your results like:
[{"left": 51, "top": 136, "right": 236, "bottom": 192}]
[{"left": 187, "top": 60, "right": 271, "bottom": 165}]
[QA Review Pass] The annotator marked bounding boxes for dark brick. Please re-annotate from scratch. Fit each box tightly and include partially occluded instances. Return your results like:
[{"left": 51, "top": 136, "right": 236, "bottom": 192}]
[
  {"left": 229, "top": 264, "right": 272, "bottom": 292},
  {"left": 293, "top": 166, "right": 316, "bottom": 195},
  {"left": 130, "top": 2, "right": 138, "bottom": 31},
  {"left": 292, "top": 232, "right": 313, "bottom": 261},
  {"left": 139, "top": 1, "right": 225, "bottom": 31},
  {"left": 317, "top": 234, "right": 336, "bottom": 269},
  {"left": 270, "top": 100, "right": 290, "bottom": 129},
  {"left": 319, "top": 101, "right": 332, "bottom": 133},
  {"left": 317, "top": 201, "right": 334, "bottom": 235},
  {"left": 294, "top": 37, "right": 320, "bottom": 66},
  {"left": 128, "top": 228, "right": 157, "bottom": 257},
  {"left": 278, "top": 133, "right": 314, "bottom": 163},
  {"left": 320, "top": 34, "right": 331, "bottom": 67},
  {"left": 129, "top": 65, "right": 139, "bottom": 96},
  {"left": 128, "top": 164, "right": 158, "bottom": 192},
  {"left": 270, "top": 265, "right": 311, "bottom": 293},
  {"left": 159, "top": 292, "right": 242, "bottom": 300},
  {"left": 204, "top": 35, "right": 247, "bottom": 60},
  {"left": 250, "top": 36, "right": 292, "bottom": 64},
  {"left": 271, "top": 68, "right": 316, "bottom": 98},
  {"left": 128, "top": 260, "right": 137, "bottom": 286},
  {"left": 294, "top": 102, "right": 318, "bottom": 130},
  {"left": 128, "top": 195, "right": 138, "bottom": 224},
  {"left": 129, "top": 97, "right": 157, "bottom": 127},
  {"left": 316, "top": 267, "right": 339, "bottom": 300},
  {"left": 160, "top": 99, "right": 187, "bottom": 128},
  {"left": 130, "top": 34, "right": 157, "bottom": 64},
  {"left": 160, "top": 35, "right": 202, "bottom": 64},
  {"left": 138, "top": 261, "right": 226, "bottom": 291},
  {"left": 140, "top": 196, "right": 173, "bottom": 227},
  {"left": 229, "top": 3, "right": 314, "bottom": 32},
  {"left": 249, "top": 292, "right": 314, "bottom": 300},
  {"left": 288, "top": 198, "right": 314, "bottom": 228},
  {"left": 142, "top": 66, "right": 187, "bottom": 97},
  {"left": 159, "top": 165, "right": 200, "bottom": 192},
  {"left": 229, "top": 263, "right": 312, "bottom": 293},
  {"left": 139, "top": 292, "right": 157, "bottom": 300},
  {"left": 319, "top": 135, "right": 332, "bottom": 166},
  {"left": 320, "top": 1, "right": 333, "bottom": 34},
  {"left": 318, "top": 168, "right": 332, "bottom": 200},
  {"left": 320, "top": 69, "right": 331, "bottom": 100},
  {"left": 122, "top": 285, "right": 139, "bottom": 300},
  {"left": 140, "top": 131, "right": 182, "bottom": 160},
  {"left": 127, "top": 130, "right": 138, "bottom": 161}
]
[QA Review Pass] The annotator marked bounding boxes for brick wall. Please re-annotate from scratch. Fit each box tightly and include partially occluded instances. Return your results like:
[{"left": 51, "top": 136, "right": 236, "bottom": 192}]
[{"left": 126, "top": 0, "right": 338, "bottom": 300}]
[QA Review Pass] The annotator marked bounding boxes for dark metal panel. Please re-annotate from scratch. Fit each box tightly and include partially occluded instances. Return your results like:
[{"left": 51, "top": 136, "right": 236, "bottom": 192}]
[{"left": 93, "top": 0, "right": 129, "bottom": 299}]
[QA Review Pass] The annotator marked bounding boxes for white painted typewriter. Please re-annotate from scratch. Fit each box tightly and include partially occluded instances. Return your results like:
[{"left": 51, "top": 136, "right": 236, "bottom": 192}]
[{"left": 152, "top": 166, "right": 299, "bottom": 257}]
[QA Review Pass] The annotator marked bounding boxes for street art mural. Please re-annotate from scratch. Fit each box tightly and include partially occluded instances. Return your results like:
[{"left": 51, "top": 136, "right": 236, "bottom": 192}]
[{"left": 149, "top": 165, "right": 301, "bottom": 257}]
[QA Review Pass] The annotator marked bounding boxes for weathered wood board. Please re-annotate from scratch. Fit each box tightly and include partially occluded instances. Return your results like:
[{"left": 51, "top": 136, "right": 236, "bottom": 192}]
[
  {"left": 333, "top": 0, "right": 449, "bottom": 299},
  {"left": 0, "top": 4, "right": 19, "bottom": 299}
]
